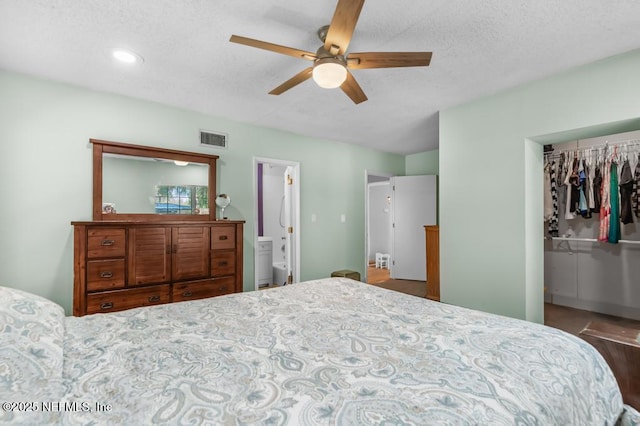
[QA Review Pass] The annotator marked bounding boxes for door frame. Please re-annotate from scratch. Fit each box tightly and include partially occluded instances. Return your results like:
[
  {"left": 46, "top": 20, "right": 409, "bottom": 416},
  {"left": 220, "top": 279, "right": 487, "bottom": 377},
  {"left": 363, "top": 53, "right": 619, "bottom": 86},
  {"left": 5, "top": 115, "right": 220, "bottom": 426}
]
[
  {"left": 253, "top": 157, "right": 301, "bottom": 290},
  {"left": 364, "top": 169, "right": 393, "bottom": 282}
]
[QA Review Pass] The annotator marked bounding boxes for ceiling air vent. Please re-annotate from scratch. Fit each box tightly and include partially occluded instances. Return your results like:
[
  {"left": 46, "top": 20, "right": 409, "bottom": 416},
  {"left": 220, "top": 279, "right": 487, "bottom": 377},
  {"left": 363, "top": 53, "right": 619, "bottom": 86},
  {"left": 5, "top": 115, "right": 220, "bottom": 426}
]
[{"left": 200, "top": 130, "right": 228, "bottom": 149}]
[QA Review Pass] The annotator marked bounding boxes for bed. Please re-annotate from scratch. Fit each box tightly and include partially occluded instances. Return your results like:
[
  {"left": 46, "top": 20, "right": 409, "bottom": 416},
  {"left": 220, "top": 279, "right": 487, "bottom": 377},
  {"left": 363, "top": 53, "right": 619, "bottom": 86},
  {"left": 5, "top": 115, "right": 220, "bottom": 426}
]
[{"left": 2, "top": 277, "right": 639, "bottom": 425}]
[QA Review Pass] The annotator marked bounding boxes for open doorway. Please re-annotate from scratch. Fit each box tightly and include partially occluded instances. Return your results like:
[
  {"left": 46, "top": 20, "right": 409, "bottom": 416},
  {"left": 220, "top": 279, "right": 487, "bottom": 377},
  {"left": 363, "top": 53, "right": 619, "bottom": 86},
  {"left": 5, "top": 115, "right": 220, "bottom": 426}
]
[
  {"left": 365, "top": 171, "right": 437, "bottom": 282},
  {"left": 253, "top": 157, "right": 301, "bottom": 291},
  {"left": 364, "top": 170, "right": 393, "bottom": 283}
]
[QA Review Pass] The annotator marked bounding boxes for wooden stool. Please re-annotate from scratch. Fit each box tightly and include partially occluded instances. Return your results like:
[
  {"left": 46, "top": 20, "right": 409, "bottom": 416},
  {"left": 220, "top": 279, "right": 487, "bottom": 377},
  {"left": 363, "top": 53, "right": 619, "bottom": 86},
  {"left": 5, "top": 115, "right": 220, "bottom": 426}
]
[{"left": 579, "top": 321, "right": 640, "bottom": 409}]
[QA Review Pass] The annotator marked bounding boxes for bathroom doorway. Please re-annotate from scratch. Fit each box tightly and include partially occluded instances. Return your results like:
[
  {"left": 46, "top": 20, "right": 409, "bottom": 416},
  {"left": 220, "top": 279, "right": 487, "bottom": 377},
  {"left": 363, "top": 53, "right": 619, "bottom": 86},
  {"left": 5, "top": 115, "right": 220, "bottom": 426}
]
[{"left": 253, "top": 157, "right": 301, "bottom": 290}]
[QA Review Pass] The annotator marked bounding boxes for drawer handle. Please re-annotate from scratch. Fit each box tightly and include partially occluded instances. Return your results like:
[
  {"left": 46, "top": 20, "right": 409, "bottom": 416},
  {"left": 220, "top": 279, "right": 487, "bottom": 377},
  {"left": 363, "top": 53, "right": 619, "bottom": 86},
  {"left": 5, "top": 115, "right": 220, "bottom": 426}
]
[
  {"left": 100, "top": 271, "right": 113, "bottom": 278},
  {"left": 219, "top": 235, "right": 228, "bottom": 240},
  {"left": 218, "top": 261, "right": 228, "bottom": 267},
  {"left": 148, "top": 295, "right": 161, "bottom": 303},
  {"left": 100, "top": 302, "right": 113, "bottom": 310},
  {"left": 101, "top": 239, "right": 115, "bottom": 246},
  {"left": 218, "top": 286, "right": 227, "bottom": 292},
  {"left": 182, "top": 291, "right": 193, "bottom": 297}
]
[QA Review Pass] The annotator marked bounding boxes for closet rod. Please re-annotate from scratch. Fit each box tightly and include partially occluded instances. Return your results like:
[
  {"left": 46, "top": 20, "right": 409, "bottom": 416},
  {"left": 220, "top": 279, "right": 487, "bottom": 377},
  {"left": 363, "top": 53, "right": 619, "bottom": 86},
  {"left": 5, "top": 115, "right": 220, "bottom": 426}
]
[
  {"left": 546, "top": 236, "right": 640, "bottom": 245},
  {"left": 543, "top": 148, "right": 640, "bottom": 160},
  {"left": 543, "top": 139, "right": 640, "bottom": 156}
]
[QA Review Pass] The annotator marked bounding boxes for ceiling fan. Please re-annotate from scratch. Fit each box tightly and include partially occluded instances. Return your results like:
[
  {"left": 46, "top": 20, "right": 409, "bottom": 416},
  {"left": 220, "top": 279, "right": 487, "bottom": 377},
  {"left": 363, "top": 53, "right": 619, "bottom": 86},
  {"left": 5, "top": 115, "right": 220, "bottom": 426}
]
[{"left": 229, "top": 0, "right": 432, "bottom": 104}]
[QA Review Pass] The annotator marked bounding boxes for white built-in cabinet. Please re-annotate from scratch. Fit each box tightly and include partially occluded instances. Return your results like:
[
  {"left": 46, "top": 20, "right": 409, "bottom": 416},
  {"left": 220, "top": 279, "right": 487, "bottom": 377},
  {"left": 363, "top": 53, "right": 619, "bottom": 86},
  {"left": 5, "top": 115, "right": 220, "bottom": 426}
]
[{"left": 257, "top": 237, "right": 273, "bottom": 288}]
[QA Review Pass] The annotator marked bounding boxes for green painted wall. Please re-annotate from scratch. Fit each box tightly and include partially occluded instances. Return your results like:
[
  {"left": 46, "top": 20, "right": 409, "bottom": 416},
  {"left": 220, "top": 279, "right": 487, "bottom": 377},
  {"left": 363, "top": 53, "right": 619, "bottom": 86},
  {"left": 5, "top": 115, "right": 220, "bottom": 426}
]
[
  {"left": 405, "top": 149, "right": 439, "bottom": 175},
  {"left": 439, "top": 49, "right": 640, "bottom": 322},
  {"left": 0, "top": 70, "right": 405, "bottom": 315}
]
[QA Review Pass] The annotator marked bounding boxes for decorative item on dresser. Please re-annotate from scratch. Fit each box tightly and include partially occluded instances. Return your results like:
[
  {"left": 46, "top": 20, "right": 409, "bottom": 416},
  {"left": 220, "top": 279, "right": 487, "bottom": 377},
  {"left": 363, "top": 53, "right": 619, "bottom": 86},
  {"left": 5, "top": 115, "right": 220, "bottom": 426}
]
[
  {"left": 424, "top": 225, "right": 440, "bottom": 301},
  {"left": 72, "top": 139, "right": 244, "bottom": 316}
]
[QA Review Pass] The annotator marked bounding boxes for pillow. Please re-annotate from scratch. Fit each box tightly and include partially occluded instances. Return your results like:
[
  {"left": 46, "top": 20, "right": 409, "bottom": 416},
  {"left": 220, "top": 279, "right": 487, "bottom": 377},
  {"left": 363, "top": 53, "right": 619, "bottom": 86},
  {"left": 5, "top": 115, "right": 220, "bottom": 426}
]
[{"left": 0, "top": 286, "right": 65, "bottom": 423}]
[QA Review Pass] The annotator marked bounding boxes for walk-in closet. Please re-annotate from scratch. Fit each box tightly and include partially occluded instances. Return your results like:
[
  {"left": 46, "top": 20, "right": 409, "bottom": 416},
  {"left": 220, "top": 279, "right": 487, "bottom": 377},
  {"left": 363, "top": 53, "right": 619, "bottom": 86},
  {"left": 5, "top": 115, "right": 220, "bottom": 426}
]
[{"left": 544, "top": 130, "right": 640, "bottom": 320}]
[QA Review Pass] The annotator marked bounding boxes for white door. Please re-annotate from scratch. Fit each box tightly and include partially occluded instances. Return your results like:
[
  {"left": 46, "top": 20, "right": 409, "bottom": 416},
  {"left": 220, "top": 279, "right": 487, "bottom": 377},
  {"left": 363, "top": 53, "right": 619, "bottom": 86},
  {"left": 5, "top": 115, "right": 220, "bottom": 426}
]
[
  {"left": 391, "top": 175, "right": 437, "bottom": 280},
  {"left": 283, "top": 166, "right": 296, "bottom": 284}
]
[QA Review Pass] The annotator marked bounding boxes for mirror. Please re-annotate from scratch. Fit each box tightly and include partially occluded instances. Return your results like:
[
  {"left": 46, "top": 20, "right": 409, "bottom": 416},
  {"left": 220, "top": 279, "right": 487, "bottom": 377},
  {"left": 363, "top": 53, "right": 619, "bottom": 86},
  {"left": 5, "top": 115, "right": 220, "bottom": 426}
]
[
  {"left": 92, "top": 139, "right": 218, "bottom": 221},
  {"left": 102, "top": 154, "right": 209, "bottom": 214}
]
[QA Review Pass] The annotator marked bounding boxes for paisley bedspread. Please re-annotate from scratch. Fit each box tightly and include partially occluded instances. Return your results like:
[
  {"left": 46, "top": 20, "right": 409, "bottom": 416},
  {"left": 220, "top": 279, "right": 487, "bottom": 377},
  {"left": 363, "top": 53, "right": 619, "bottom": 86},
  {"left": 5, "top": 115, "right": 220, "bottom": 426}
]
[{"left": 1, "top": 278, "right": 638, "bottom": 425}]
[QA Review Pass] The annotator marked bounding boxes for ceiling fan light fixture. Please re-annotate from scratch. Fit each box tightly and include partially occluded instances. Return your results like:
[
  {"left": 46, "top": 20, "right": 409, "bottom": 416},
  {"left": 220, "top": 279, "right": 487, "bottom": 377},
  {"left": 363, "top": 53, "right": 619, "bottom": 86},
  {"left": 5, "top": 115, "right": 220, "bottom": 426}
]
[{"left": 312, "top": 58, "right": 347, "bottom": 89}]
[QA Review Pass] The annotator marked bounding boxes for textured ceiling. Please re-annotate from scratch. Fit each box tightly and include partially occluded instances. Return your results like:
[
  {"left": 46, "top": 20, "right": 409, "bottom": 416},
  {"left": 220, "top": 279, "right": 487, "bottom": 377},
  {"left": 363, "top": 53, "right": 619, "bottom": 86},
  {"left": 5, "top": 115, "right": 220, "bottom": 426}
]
[{"left": 1, "top": 1, "right": 640, "bottom": 155}]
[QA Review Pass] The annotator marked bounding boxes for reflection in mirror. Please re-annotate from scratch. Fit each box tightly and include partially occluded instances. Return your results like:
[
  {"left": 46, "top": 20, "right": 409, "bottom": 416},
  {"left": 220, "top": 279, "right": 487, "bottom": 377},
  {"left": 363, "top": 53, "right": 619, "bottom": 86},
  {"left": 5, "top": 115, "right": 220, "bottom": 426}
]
[{"left": 102, "top": 154, "right": 209, "bottom": 215}]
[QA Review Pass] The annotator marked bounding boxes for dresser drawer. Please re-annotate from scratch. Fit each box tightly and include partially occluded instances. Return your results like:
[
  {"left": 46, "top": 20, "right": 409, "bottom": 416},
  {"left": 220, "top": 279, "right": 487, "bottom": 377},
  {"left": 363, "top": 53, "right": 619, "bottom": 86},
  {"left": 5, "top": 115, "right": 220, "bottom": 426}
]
[
  {"left": 87, "top": 259, "right": 125, "bottom": 291},
  {"left": 172, "top": 277, "right": 235, "bottom": 302},
  {"left": 211, "top": 251, "right": 235, "bottom": 277},
  {"left": 87, "top": 228, "right": 126, "bottom": 258},
  {"left": 211, "top": 225, "right": 235, "bottom": 250},
  {"left": 86, "top": 284, "right": 170, "bottom": 314}
]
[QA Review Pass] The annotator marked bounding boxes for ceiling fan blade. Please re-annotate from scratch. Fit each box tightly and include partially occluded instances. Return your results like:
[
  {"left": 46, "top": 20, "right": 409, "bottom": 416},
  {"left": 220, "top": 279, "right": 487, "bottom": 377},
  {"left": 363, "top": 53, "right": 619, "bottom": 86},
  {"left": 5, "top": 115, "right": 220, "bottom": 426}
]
[
  {"left": 324, "top": 0, "right": 365, "bottom": 55},
  {"left": 269, "top": 67, "right": 314, "bottom": 95},
  {"left": 230, "top": 35, "right": 317, "bottom": 61},
  {"left": 340, "top": 71, "right": 367, "bottom": 104},
  {"left": 347, "top": 52, "right": 432, "bottom": 69}
]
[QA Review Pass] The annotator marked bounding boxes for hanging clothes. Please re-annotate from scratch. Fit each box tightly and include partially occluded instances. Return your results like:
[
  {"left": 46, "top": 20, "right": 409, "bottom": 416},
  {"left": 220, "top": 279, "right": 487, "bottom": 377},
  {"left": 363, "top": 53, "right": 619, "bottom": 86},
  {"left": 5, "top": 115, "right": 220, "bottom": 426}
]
[
  {"left": 557, "top": 153, "right": 566, "bottom": 217},
  {"left": 592, "top": 164, "right": 602, "bottom": 213},
  {"left": 547, "top": 141, "right": 640, "bottom": 244},
  {"left": 565, "top": 156, "right": 578, "bottom": 219},
  {"left": 633, "top": 153, "right": 640, "bottom": 218},
  {"left": 587, "top": 152, "right": 596, "bottom": 212},
  {"left": 598, "top": 157, "right": 611, "bottom": 242},
  {"left": 557, "top": 153, "right": 565, "bottom": 184},
  {"left": 608, "top": 161, "right": 621, "bottom": 243},
  {"left": 548, "top": 160, "right": 559, "bottom": 236},
  {"left": 619, "top": 159, "right": 634, "bottom": 224},
  {"left": 544, "top": 159, "right": 553, "bottom": 221},
  {"left": 570, "top": 157, "right": 581, "bottom": 214},
  {"left": 578, "top": 159, "right": 591, "bottom": 218}
]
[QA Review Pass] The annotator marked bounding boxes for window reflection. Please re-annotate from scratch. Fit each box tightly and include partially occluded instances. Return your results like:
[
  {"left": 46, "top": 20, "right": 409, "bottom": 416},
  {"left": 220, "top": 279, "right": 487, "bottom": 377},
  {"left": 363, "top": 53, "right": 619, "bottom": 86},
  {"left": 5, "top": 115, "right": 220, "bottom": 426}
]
[{"left": 155, "top": 185, "right": 208, "bottom": 214}]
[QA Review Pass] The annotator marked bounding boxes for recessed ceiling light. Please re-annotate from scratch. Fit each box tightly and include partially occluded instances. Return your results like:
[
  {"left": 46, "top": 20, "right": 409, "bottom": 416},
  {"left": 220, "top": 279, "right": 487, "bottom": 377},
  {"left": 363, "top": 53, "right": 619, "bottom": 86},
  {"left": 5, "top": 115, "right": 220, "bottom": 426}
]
[{"left": 111, "top": 48, "right": 143, "bottom": 64}]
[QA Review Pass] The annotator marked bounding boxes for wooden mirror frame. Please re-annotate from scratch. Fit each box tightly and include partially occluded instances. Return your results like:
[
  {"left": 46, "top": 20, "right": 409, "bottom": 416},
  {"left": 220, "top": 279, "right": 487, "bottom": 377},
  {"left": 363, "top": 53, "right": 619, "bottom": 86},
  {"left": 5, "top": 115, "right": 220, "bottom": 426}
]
[{"left": 91, "top": 139, "right": 218, "bottom": 221}]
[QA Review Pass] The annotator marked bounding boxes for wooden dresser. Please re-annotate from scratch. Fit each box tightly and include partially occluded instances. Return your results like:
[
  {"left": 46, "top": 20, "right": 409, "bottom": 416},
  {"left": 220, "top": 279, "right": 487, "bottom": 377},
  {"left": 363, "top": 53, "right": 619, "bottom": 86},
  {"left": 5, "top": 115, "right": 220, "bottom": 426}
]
[
  {"left": 72, "top": 220, "right": 243, "bottom": 316},
  {"left": 424, "top": 225, "right": 440, "bottom": 301}
]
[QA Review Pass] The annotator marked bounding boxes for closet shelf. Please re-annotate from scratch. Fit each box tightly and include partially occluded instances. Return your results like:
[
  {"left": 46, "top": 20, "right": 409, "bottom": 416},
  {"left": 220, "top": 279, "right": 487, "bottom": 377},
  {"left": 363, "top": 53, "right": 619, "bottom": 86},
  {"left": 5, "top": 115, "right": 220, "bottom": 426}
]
[{"left": 545, "top": 236, "right": 640, "bottom": 245}]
